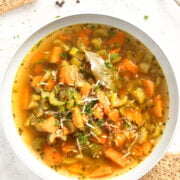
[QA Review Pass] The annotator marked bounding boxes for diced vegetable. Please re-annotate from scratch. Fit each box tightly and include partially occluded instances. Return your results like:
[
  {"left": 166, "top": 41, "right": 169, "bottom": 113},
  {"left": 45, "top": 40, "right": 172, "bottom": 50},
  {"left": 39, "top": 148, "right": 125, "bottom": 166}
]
[
  {"left": 131, "top": 87, "right": 146, "bottom": 104},
  {"left": 64, "top": 121, "right": 77, "bottom": 134},
  {"left": 69, "top": 47, "right": 79, "bottom": 56},
  {"left": 108, "top": 109, "right": 121, "bottom": 122},
  {"left": 131, "top": 144, "right": 143, "bottom": 157},
  {"left": 139, "top": 62, "right": 151, "bottom": 74},
  {"left": 108, "top": 31, "right": 125, "bottom": 47},
  {"left": 44, "top": 79, "right": 56, "bottom": 92},
  {"left": 142, "top": 79, "right": 155, "bottom": 98},
  {"left": 142, "top": 141, "right": 152, "bottom": 155},
  {"left": 44, "top": 145, "right": 62, "bottom": 165},
  {"left": 93, "top": 28, "right": 108, "bottom": 37},
  {"left": 67, "top": 163, "right": 84, "bottom": 174},
  {"left": 111, "top": 93, "right": 127, "bottom": 107},
  {"left": 39, "top": 116, "right": 59, "bottom": 133},
  {"left": 91, "top": 38, "right": 102, "bottom": 48},
  {"left": 120, "top": 108, "right": 143, "bottom": 126},
  {"left": 70, "top": 57, "right": 81, "bottom": 66},
  {"left": 153, "top": 95, "right": 163, "bottom": 118},
  {"left": 138, "top": 127, "right": 148, "bottom": 144},
  {"left": 80, "top": 82, "right": 92, "bottom": 97},
  {"left": 122, "top": 58, "right": 139, "bottom": 74},
  {"left": 104, "top": 148, "right": 125, "bottom": 167},
  {"left": 49, "top": 46, "right": 62, "bottom": 63},
  {"left": 72, "top": 106, "right": 84, "bottom": 129}
]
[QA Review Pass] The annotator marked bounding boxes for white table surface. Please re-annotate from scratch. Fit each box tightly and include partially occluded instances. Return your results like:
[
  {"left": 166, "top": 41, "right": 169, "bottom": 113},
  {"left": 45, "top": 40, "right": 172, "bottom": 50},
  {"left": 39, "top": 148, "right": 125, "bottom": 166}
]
[{"left": 0, "top": 0, "right": 180, "bottom": 179}]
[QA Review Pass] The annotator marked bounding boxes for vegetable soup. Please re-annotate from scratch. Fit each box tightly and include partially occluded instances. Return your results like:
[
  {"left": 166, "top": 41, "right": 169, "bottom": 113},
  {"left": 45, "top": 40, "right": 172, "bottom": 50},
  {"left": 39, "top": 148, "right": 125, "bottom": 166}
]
[{"left": 12, "top": 24, "right": 169, "bottom": 179}]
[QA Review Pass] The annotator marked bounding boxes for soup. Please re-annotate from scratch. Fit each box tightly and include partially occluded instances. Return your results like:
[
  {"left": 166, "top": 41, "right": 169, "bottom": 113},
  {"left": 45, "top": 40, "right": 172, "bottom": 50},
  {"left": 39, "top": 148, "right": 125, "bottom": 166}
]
[{"left": 12, "top": 24, "right": 169, "bottom": 179}]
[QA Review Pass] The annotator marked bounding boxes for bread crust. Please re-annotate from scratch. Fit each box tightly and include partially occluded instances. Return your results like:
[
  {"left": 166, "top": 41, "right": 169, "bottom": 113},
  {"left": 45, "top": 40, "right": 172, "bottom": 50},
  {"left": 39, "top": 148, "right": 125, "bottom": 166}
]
[{"left": 0, "top": 0, "right": 35, "bottom": 14}]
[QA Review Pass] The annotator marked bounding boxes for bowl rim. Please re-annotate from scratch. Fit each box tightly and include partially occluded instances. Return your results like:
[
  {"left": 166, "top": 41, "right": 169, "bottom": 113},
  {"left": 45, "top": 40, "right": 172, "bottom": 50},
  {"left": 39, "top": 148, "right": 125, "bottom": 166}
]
[{"left": 0, "top": 13, "right": 179, "bottom": 180}]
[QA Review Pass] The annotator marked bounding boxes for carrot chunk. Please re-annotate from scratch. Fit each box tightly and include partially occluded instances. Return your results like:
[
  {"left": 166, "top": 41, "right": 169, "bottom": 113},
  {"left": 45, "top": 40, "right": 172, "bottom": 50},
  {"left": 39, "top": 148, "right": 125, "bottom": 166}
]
[
  {"left": 131, "top": 144, "right": 143, "bottom": 157},
  {"left": 49, "top": 46, "right": 62, "bottom": 63},
  {"left": 39, "top": 116, "right": 59, "bottom": 133},
  {"left": 142, "top": 79, "right": 155, "bottom": 98},
  {"left": 44, "top": 78, "right": 56, "bottom": 92},
  {"left": 122, "top": 58, "right": 138, "bottom": 74},
  {"left": 142, "top": 141, "right": 152, "bottom": 155},
  {"left": 153, "top": 95, "right": 163, "bottom": 118},
  {"left": 104, "top": 148, "right": 124, "bottom": 167},
  {"left": 80, "top": 82, "right": 92, "bottom": 97},
  {"left": 59, "top": 60, "right": 78, "bottom": 86},
  {"left": 108, "top": 109, "right": 121, "bottom": 122},
  {"left": 44, "top": 145, "right": 62, "bottom": 165},
  {"left": 91, "top": 166, "right": 112, "bottom": 178},
  {"left": 72, "top": 106, "right": 84, "bottom": 129},
  {"left": 107, "top": 31, "right": 125, "bottom": 47}
]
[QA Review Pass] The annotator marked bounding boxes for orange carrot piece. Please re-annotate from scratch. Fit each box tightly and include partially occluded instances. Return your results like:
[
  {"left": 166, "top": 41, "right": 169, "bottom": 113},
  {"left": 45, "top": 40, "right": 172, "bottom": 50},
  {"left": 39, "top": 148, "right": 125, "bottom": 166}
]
[
  {"left": 31, "top": 75, "right": 42, "bottom": 88},
  {"left": 108, "top": 109, "right": 121, "bottom": 122},
  {"left": 91, "top": 166, "right": 112, "bottom": 178},
  {"left": 142, "top": 79, "right": 155, "bottom": 98},
  {"left": 59, "top": 60, "right": 78, "bottom": 86},
  {"left": 44, "top": 78, "right": 56, "bottom": 92},
  {"left": 62, "top": 127, "right": 70, "bottom": 135},
  {"left": 72, "top": 106, "right": 84, "bottom": 129},
  {"left": 153, "top": 95, "right": 163, "bottom": 118},
  {"left": 93, "top": 103, "right": 104, "bottom": 120},
  {"left": 80, "top": 82, "right": 92, "bottom": 97},
  {"left": 104, "top": 148, "right": 124, "bottom": 167},
  {"left": 77, "top": 28, "right": 92, "bottom": 47},
  {"left": 49, "top": 46, "right": 62, "bottom": 63},
  {"left": 44, "top": 145, "right": 62, "bottom": 165},
  {"left": 107, "top": 31, "right": 125, "bottom": 47},
  {"left": 123, "top": 108, "right": 143, "bottom": 126},
  {"left": 39, "top": 116, "right": 59, "bottom": 133},
  {"left": 103, "top": 106, "right": 111, "bottom": 115},
  {"left": 114, "top": 132, "right": 125, "bottom": 148},
  {"left": 21, "top": 86, "right": 31, "bottom": 110},
  {"left": 122, "top": 58, "right": 139, "bottom": 74},
  {"left": 131, "top": 144, "right": 143, "bottom": 157},
  {"left": 142, "top": 141, "right": 152, "bottom": 155},
  {"left": 62, "top": 143, "right": 77, "bottom": 154}
]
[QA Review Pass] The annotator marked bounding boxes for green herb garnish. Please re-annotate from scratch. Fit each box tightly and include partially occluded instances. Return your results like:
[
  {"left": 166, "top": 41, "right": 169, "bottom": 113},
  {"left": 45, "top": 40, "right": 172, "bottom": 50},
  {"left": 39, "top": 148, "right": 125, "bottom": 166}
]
[
  {"left": 54, "top": 120, "right": 60, "bottom": 127},
  {"left": 55, "top": 15, "right": 60, "bottom": 19},
  {"left": 36, "top": 40, "right": 42, "bottom": 48},
  {"left": 105, "top": 61, "right": 113, "bottom": 68},
  {"left": 36, "top": 59, "right": 45, "bottom": 64},
  {"left": 85, "top": 103, "right": 93, "bottom": 115},
  {"left": 60, "top": 52, "right": 68, "bottom": 59},
  {"left": 75, "top": 132, "right": 89, "bottom": 145},
  {"left": 110, "top": 53, "right": 118, "bottom": 60},
  {"left": 144, "top": 15, "right": 149, "bottom": 20}
]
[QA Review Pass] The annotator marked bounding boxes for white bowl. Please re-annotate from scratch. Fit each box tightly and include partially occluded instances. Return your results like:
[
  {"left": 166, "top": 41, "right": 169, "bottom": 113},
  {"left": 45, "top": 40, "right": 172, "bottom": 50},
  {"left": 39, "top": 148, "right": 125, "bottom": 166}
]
[{"left": 1, "top": 14, "right": 179, "bottom": 180}]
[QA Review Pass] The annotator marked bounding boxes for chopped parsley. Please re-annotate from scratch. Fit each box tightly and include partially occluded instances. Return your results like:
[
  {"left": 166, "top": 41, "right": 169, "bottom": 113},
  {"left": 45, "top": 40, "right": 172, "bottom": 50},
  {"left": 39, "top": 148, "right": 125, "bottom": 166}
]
[
  {"left": 55, "top": 15, "right": 60, "bottom": 19},
  {"left": 85, "top": 103, "right": 93, "bottom": 115},
  {"left": 144, "top": 15, "right": 149, "bottom": 20},
  {"left": 60, "top": 52, "right": 68, "bottom": 59},
  {"left": 110, "top": 53, "right": 118, "bottom": 60},
  {"left": 105, "top": 61, "right": 113, "bottom": 68},
  {"left": 75, "top": 132, "right": 89, "bottom": 145},
  {"left": 36, "top": 40, "right": 42, "bottom": 48},
  {"left": 35, "top": 59, "right": 45, "bottom": 64},
  {"left": 54, "top": 120, "right": 60, "bottom": 127}
]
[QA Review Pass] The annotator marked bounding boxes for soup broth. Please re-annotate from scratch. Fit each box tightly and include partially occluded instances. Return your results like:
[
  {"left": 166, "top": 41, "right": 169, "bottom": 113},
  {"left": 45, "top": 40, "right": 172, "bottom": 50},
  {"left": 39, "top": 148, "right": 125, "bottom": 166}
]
[{"left": 12, "top": 24, "right": 169, "bottom": 179}]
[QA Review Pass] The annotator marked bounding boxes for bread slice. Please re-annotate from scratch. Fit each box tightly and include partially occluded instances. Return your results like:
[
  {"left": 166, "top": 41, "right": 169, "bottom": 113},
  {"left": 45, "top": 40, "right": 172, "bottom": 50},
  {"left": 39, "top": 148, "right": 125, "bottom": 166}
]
[
  {"left": 0, "top": 0, "right": 35, "bottom": 14},
  {"left": 140, "top": 153, "right": 180, "bottom": 180}
]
